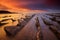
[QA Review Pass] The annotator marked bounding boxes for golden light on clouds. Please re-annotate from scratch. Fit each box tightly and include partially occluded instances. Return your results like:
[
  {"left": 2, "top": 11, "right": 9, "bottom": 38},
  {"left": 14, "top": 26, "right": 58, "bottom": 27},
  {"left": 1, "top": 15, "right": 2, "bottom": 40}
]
[{"left": 0, "top": 0, "right": 46, "bottom": 13}]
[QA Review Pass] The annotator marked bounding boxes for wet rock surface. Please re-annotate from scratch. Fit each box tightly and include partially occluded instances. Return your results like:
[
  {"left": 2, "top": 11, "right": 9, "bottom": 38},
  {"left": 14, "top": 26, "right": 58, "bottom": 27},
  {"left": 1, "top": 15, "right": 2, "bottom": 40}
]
[
  {"left": 4, "top": 14, "right": 35, "bottom": 37},
  {"left": 41, "top": 13, "right": 60, "bottom": 40},
  {"left": 0, "top": 13, "right": 60, "bottom": 40}
]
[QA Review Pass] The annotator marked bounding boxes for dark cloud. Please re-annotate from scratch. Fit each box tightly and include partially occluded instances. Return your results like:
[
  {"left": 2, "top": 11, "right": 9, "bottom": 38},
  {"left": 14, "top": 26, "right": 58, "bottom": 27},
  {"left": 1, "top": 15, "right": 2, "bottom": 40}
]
[
  {"left": 0, "top": 0, "right": 60, "bottom": 10},
  {"left": 14, "top": 0, "right": 60, "bottom": 10}
]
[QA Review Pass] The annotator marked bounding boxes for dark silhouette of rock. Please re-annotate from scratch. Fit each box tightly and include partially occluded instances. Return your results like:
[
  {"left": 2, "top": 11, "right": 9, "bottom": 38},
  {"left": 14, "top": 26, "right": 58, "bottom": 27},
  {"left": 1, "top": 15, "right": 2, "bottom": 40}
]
[
  {"left": 0, "top": 10, "right": 11, "bottom": 13},
  {"left": 4, "top": 26, "right": 20, "bottom": 36}
]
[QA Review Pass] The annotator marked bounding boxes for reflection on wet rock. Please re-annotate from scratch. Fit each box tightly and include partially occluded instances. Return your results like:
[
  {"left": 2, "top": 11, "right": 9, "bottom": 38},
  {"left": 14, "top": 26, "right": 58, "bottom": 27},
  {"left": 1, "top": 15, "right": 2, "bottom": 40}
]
[
  {"left": 0, "top": 22, "right": 8, "bottom": 26},
  {"left": 4, "top": 14, "right": 35, "bottom": 37}
]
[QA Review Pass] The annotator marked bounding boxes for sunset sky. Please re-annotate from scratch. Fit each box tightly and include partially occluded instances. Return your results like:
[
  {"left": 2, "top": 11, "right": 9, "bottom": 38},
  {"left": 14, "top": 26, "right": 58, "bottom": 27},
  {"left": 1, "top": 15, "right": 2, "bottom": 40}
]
[{"left": 0, "top": 0, "right": 60, "bottom": 13}]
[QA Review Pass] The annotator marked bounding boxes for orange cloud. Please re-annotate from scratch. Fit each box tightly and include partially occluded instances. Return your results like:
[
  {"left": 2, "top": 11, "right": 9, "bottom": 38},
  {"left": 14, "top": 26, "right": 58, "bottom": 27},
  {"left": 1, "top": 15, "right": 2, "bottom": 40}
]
[
  {"left": 0, "top": 0, "right": 32, "bottom": 9},
  {"left": 0, "top": 0, "right": 46, "bottom": 13}
]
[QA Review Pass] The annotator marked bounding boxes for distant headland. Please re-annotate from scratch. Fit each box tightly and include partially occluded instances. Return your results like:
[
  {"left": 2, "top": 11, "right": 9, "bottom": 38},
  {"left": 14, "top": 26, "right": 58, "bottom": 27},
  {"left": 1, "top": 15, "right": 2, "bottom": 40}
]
[
  {"left": 0, "top": 10, "right": 18, "bottom": 14},
  {"left": 0, "top": 10, "right": 11, "bottom": 13}
]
